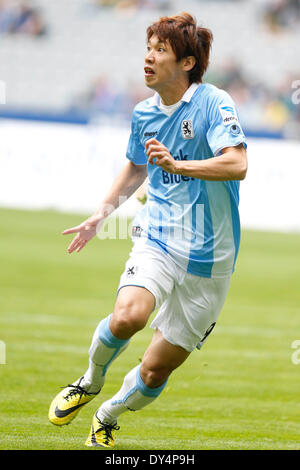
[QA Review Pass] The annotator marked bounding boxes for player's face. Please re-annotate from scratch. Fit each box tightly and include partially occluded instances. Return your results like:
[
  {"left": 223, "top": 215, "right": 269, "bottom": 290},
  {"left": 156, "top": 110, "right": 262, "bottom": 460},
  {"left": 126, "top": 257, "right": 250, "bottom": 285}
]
[{"left": 144, "top": 35, "right": 185, "bottom": 94}]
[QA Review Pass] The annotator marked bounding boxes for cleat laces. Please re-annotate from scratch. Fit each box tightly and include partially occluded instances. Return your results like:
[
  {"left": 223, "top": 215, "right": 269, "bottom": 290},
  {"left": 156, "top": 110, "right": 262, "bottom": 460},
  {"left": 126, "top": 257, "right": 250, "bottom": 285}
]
[
  {"left": 95, "top": 417, "right": 120, "bottom": 445},
  {"left": 61, "top": 379, "right": 92, "bottom": 402}
]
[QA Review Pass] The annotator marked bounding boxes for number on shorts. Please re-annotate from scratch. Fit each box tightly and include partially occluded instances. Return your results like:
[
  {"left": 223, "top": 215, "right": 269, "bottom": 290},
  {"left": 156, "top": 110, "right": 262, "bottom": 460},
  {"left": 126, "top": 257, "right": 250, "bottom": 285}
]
[{"left": 200, "top": 322, "right": 216, "bottom": 343}]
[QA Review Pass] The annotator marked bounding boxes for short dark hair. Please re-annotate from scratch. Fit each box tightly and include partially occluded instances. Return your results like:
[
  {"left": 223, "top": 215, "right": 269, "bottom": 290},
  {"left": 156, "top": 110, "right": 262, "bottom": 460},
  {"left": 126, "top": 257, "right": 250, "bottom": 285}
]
[{"left": 147, "top": 12, "right": 213, "bottom": 85}]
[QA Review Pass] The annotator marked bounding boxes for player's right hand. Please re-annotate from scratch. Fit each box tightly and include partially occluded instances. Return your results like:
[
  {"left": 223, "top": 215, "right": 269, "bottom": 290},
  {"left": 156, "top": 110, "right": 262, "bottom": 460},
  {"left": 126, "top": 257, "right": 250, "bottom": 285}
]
[{"left": 62, "top": 215, "right": 104, "bottom": 254}]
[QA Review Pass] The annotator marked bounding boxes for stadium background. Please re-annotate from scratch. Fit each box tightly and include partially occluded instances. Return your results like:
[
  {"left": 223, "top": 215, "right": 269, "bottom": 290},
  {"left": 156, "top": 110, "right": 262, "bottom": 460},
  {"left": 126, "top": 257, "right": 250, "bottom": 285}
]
[{"left": 0, "top": 0, "right": 299, "bottom": 450}]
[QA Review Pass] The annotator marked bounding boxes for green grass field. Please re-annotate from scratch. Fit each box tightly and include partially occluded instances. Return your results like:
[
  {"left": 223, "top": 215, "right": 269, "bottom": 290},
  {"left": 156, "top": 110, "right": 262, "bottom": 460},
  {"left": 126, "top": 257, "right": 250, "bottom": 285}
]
[{"left": 0, "top": 207, "right": 299, "bottom": 450}]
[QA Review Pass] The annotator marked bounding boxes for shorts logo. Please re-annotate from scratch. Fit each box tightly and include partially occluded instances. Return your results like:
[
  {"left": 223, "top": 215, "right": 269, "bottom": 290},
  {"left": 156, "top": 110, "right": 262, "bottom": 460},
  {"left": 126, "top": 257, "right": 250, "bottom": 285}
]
[
  {"left": 132, "top": 225, "right": 142, "bottom": 238},
  {"left": 181, "top": 120, "right": 194, "bottom": 139},
  {"left": 126, "top": 265, "right": 137, "bottom": 278}
]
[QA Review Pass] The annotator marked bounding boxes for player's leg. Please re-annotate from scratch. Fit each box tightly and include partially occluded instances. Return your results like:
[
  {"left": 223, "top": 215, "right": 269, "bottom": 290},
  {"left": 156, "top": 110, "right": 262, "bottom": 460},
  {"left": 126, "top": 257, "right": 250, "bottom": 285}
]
[
  {"left": 85, "top": 329, "right": 190, "bottom": 447},
  {"left": 48, "top": 286, "right": 154, "bottom": 426},
  {"left": 140, "top": 328, "right": 190, "bottom": 386},
  {"left": 151, "top": 274, "right": 231, "bottom": 352},
  {"left": 81, "top": 285, "right": 155, "bottom": 391},
  {"left": 85, "top": 267, "right": 231, "bottom": 446},
  {"left": 80, "top": 242, "right": 175, "bottom": 394},
  {"left": 82, "top": 241, "right": 174, "bottom": 392},
  {"left": 49, "top": 241, "right": 175, "bottom": 428}
]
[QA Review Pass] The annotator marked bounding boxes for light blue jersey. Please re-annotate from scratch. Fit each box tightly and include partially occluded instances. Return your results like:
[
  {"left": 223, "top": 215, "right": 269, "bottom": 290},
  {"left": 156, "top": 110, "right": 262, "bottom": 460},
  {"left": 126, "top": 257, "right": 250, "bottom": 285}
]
[{"left": 126, "top": 83, "right": 247, "bottom": 278}]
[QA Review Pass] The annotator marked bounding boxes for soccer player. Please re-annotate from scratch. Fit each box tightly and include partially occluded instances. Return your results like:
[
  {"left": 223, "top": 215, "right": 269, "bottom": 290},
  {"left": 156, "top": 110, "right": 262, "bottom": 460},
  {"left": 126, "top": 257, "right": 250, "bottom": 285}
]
[{"left": 49, "top": 12, "right": 247, "bottom": 448}]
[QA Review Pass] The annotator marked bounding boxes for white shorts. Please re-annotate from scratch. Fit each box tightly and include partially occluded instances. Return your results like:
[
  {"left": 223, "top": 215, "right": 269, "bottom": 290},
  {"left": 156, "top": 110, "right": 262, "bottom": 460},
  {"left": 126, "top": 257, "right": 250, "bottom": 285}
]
[{"left": 117, "top": 239, "right": 231, "bottom": 352}]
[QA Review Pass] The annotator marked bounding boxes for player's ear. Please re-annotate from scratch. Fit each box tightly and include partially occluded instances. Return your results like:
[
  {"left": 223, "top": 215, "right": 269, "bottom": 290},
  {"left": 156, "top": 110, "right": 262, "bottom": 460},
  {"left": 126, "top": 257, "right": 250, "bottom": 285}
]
[{"left": 182, "top": 56, "right": 196, "bottom": 72}]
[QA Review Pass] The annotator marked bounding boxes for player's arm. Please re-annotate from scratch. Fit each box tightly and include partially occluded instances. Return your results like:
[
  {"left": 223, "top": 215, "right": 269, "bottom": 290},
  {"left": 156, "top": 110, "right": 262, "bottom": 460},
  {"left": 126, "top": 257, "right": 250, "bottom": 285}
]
[
  {"left": 146, "top": 139, "right": 247, "bottom": 181},
  {"left": 63, "top": 161, "right": 147, "bottom": 253},
  {"left": 175, "top": 143, "right": 247, "bottom": 181}
]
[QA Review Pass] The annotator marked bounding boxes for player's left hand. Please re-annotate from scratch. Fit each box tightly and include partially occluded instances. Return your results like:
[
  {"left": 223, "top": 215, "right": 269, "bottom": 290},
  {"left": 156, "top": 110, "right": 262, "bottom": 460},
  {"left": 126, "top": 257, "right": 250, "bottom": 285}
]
[{"left": 146, "top": 138, "right": 178, "bottom": 174}]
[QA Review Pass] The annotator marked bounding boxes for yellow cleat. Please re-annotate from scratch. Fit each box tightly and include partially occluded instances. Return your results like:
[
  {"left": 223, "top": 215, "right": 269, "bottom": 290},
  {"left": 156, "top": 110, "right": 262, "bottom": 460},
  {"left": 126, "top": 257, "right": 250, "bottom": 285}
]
[
  {"left": 85, "top": 414, "right": 120, "bottom": 448},
  {"left": 48, "top": 377, "right": 99, "bottom": 426}
]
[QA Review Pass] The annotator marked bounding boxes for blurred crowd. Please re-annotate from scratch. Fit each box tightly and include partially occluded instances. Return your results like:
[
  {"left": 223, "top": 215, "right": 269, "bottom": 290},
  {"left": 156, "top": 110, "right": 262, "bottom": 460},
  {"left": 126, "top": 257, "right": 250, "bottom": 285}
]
[
  {"left": 70, "top": 62, "right": 300, "bottom": 139},
  {"left": 89, "top": 0, "right": 300, "bottom": 23},
  {"left": 88, "top": 0, "right": 170, "bottom": 11},
  {"left": 70, "top": 76, "right": 153, "bottom": 120},
  {"left": 207, "top": 61, "right": 300, "bottom": 139},
  {"left": 262, "top": 0, "right": 300, "bottom": 33},
  {"left": 0, "top": 0, "right": 299, "bottom": 138},
  {"left": 0, "top": 0, "right": 46, "bottom": 36}
]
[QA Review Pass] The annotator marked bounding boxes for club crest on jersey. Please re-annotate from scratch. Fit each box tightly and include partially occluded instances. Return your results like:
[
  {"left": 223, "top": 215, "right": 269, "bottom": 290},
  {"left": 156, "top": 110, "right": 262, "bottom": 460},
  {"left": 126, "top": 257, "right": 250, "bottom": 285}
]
[{"left": 181, "top": 120, "right": 194, "bottom": 139}]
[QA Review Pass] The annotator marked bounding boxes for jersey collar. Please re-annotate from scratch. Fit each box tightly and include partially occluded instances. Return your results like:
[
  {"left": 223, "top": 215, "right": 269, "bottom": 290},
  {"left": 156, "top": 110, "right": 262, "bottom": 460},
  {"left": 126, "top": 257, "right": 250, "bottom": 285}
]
[{"left": 148, "top": 82, "right": 200, "bottom": 107}]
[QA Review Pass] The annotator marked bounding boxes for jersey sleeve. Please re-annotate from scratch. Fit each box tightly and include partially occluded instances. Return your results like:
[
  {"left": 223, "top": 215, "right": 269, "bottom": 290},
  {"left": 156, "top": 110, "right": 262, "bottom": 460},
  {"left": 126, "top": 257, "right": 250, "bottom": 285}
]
[
  {"left": 206, "top": 89, "right": 247, "bottom": 156},
  {"left": 126, "top": 108, "right": 147, "bottom": 165}
]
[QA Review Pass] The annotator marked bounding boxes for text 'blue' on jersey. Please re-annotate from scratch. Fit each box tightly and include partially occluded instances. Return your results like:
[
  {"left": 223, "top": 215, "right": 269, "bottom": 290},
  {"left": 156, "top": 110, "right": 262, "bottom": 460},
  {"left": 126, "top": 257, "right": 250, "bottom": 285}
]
[{"left": 126, "top": 83, "right": 247, "bottom": 278}]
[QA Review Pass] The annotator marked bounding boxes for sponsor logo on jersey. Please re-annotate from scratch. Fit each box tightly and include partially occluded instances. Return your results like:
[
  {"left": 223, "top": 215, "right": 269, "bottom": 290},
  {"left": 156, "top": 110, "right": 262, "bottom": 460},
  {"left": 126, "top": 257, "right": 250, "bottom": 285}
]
[
  {"left": 144, "top": 131, "right": 158, "bottom": 138},
  {"left": 218, "top": 104, "right": 239, "bottom": 127},
  {"left": 162, "top": 150, "right": 195, "bottom": 184},
  {"left": 181, "top": 120, "right": 194, "bottom": 139}
]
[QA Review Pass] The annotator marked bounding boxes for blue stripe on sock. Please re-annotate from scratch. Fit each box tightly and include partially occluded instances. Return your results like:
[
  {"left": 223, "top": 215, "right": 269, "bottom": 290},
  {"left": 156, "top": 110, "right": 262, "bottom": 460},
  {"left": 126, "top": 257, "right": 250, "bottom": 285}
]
[
  {"left": 136, "top": 365, "right": 168, "bottom": 398},
  {"left": 110, "top": 366, "right": 168, "bottom": 406},
  {"left": 111, "top": 385, "right": 139, "bottom": 406},
  {"left": 101, "top": 343, "right": 127, "bottom": 377},
  {"left": 98, "top": 314, "right": 130, "bottom": 349}
]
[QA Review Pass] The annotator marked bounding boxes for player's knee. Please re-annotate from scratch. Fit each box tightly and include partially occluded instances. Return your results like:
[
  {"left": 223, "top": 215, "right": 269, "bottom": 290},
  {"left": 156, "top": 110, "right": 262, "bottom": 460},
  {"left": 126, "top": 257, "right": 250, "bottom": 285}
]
[
  {"left": 114, "top": 312, "right": 145, "bottom": 334},
  {"left": 112, "top": 301, "right": 148, "bottom": 337},
  {"left": 140, "top": 363, "right": 171, "bottom": 388}
]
